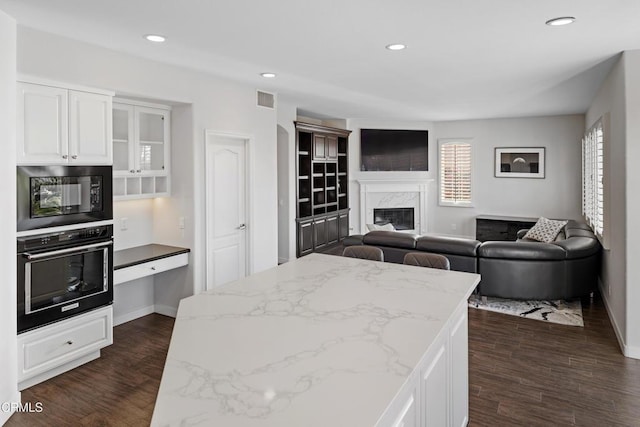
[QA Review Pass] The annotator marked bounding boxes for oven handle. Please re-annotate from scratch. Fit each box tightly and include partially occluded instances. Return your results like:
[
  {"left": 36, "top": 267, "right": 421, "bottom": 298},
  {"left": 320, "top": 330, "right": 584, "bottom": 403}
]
[{"left": 22, "top": 241, "right": 113, "bottom": 260}]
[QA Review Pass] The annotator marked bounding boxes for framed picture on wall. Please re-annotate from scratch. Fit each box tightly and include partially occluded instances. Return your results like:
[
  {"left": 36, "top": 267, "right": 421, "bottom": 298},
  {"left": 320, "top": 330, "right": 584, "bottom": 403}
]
[{"left": 494, "top": 147, "right": 545, "bottom": 178}]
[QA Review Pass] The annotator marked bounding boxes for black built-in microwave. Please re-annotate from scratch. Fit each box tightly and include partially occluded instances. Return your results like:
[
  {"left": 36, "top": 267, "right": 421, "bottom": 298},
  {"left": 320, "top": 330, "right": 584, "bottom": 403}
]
[{"left": 17, "top": 165, "right": 113, "bottom": 231}]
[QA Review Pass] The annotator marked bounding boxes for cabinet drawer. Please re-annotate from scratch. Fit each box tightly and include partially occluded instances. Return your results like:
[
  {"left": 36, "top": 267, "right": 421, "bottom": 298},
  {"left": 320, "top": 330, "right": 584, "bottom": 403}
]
[
  {"left": 18, "top": 306, "right": 113, "bottom": 381},
  {"left": 114, "top": 253, "right": 188, "bottom": 285}
]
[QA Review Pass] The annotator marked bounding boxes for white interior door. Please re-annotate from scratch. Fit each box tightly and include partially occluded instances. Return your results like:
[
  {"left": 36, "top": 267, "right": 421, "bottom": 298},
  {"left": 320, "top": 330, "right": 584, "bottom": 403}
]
[{"left": 206, "top": 134, "right": 248, "bottom": 289}]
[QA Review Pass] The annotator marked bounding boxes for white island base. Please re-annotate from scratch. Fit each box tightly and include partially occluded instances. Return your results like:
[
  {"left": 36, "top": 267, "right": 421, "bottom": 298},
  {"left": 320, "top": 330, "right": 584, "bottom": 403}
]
[{"left": 152, "top": 253, "right": 480, "bottom": 427}]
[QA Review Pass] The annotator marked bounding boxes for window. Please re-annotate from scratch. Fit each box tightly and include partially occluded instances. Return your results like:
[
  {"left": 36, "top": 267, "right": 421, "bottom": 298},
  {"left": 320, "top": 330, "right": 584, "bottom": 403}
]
[
  {"left": 439, "top": 140, "right": 472, "bottom": 206},
  {"left": 582, "top": 119, "right": 604, "bottom": 236}
]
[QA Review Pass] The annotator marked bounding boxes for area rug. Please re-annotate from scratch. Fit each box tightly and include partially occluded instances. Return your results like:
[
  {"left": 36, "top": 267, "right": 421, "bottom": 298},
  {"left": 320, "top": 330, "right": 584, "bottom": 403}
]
[{"left": 468, "top": 295, "right": 583, "bottom": 327}]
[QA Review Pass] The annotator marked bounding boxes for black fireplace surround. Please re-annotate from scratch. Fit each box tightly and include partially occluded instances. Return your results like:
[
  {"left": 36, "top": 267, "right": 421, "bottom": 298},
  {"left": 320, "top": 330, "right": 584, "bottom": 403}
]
[{"left": 374, "top": 208, "right": 414, "bottom": 230}]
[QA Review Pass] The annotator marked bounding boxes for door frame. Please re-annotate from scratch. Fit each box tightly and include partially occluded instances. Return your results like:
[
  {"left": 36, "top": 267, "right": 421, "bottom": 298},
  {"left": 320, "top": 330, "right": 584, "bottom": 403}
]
[{"left": 204, "top": 130, "right": 254, "bottom": 290}]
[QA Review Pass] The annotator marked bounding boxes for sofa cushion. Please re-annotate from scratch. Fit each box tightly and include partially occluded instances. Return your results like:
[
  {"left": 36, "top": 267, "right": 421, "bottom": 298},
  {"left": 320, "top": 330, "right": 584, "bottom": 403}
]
[
  {"left": 478, "top": 241, "right": 566, "bottom": 260},
  {"left": 523, "top": 217, "right": 568, "bottom": 243},
  {"left": 553, "top": 236, "right": 600, "bottom": 259},
  {"left": 362, "top": 230, "right": 418, "bottom": 249},
  {"left": 416, "top": 235, "right": 481, "bottom": 256},
  {"left": 564, "top": 228, "right": 597, "bottom": 239},
  {"left": 565, "top": 220, "right": 592, "bottom": 231}
]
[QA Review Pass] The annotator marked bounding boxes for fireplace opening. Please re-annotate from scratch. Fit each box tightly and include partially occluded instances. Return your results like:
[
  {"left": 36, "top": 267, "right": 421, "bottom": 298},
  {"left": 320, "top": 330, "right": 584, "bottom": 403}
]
[{"left": 374, "top": 208, "right": 415, "bottom": 231}]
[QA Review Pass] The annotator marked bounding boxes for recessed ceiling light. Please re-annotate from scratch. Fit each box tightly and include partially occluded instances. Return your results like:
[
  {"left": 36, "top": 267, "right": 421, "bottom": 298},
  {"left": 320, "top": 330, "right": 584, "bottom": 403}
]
[
  {"left": 144, "top": 34, "right": 166, "bottom": 43},
  {"left": 386, "top": 44, "right": 406, "bottom": 51},
  {"left": 545, "top": 17, "right": 576, "bottom": 26},
  {"left": 260, "top": 72, "right": 276, "bottom": 78}
]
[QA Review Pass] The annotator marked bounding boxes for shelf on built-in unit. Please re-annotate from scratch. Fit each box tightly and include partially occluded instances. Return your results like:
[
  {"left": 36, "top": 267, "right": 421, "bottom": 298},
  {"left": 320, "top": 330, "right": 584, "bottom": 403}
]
[
  {"left": 299, "top": 198, "right": 310, "bottom": 203},
  {"left": 326, "top": 186, "right": 335, "bottom": 190},
  {"left": 339, "top": 193, "right": 346, "bottom": 197},
  {"left": 326, "top": 173, "right": 336, "bottom": 177},
  {"left": 113, "top": 175, "right": 169, "bottom": 200},
  {"left": 298, "top": 151, "right": 309, "bottom": 156},
  {"left": 113, "top": 138, "right": 129, "bottom": 143},
  {"left": 313, "top": 188, "right": 324, "bottom": 192},
  {"left": 299, "top": 175, "right": 309, "bottom": 180},
  {"left": 312, "top": 173, "right": 323, "bottom": 178},
  {"left": 139, "top": 140, "right": 164, "bottom": 145},
  {"left": 338, "top": 172, "right": 347, "bottom": 176},
  {"left": 338, "top": 153, "right": 347, "bottom": 156}
]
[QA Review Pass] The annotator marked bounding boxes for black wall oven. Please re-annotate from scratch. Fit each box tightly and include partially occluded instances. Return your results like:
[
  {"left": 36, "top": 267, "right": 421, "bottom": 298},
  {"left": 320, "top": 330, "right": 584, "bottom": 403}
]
[
  {"left": 17, "top": 165, "right": 112, "bottom": 231},
  {"left": 17, "top": 225, "right": 114, "bottom": 333}
]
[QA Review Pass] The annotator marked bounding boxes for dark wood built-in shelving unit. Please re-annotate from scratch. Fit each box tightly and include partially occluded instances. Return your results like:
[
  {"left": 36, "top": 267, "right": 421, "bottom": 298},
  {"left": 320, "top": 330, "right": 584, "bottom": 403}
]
[{"left": 295, "top": 122, "right": 351, "bottom": 257}]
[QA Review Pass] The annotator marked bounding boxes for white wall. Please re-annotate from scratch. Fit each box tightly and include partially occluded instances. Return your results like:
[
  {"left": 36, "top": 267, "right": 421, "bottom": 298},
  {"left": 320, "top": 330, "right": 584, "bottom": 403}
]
[
  {"left": 347, "top": 119, "right": 436, "bottom": 234},
  {"left": 433, "top": 115, "right": 584, "bottom": 237},
  {"left": 17, "top": 27, "right": 278, "bottom": 314},
  {"left": 0, "top": 9, "right": 18, "bottom": 425},
  {"left": 623, "top": 50, "right": 640, "bottom": 357},
  {"left": 586, "top": 55, "right": 628, "bottom": 355},
  {"left": 276, "top": 101, "right": 297, "bottom": 263},
  {"left": 346, "top": 116, "right": 583, "bottom": 239}
]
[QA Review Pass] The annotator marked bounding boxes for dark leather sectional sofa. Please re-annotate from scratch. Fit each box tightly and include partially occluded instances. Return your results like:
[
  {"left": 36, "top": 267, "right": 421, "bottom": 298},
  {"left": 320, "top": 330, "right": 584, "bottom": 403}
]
[{"left": 343, "top": 220, "right": 601, "bottom": 300}]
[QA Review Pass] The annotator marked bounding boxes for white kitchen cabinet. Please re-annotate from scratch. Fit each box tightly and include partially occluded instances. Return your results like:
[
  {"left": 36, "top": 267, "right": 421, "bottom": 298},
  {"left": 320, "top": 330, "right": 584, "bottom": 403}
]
[
  {"left": 449, "top": 303, "right": 469, "bottom": 427},
  {"left": 421, "top": 338, "right": 449, "bottom": 426},
  {"left": 17, "top": 80, "right": 113, "bottom": 165},
  {"left": 114, "top": 252, "right": 188, "bottom": 285},
  {"left": 377, "top": 301, "right": 469, "bottom": 427},
  {"left": 113, "top": 99, "right": 171, "bottom": 199},
  {"left": 390, "top": 380, "right": 420, "bottom": 427},
  {"left": 17, "top": 306, "right": 113, "bottom": 390}
]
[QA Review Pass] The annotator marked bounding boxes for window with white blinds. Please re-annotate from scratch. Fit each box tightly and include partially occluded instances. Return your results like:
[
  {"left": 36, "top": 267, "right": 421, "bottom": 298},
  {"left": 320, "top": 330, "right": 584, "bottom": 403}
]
[
  {"left": 582, "top": 119, "right": 604, "bottom": 236},
  {"left": 439, "top": 140, "right": 472, "bottom": 206}
]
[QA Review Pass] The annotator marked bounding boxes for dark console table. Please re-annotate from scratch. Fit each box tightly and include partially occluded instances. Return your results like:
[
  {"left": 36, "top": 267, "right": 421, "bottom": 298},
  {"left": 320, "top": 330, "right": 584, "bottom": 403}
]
[{"left": 475, "top": 215, "right": 538, "bottom": 242}]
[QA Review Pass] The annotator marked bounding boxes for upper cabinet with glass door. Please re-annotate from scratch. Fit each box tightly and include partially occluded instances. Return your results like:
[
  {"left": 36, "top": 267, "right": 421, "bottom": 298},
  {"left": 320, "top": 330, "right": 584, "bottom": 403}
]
[{"left": 112, "top": 99, "right": 171, "bottom": 200}]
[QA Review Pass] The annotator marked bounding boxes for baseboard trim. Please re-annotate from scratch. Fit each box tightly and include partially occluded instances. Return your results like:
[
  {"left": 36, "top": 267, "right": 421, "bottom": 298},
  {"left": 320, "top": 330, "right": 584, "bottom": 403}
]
[
  {"left": 625, "top": 344, "right": 640, "bottom": 359},
  {"left": 597, "top": 280, "right": 639, "bottom": 359},
  {"left": 113, "top": 305, "right": 155, "bottom": 326},
  {"left": 154, "top": 304, "right": 178, "bottom": 318}
]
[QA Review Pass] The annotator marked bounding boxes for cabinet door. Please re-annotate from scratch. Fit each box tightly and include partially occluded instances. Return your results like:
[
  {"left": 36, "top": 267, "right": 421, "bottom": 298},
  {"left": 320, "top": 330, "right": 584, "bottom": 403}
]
[
  {"left": 136, "top": 106, "right": 170, "bottom": 174},
  {"left": 390, "top": 383, "right": 419, "bottom": 427},
  {"left": 69, "top": 90, "right": 112, "bottom": 165},
  {"left": 326, "top": 136, "right": 338, "bottom": 160},
  {"left": 327, "top": 214, "right": 339, "bottom": 244},
  {"left": 421, "top": 338, "right": 449, "bottom": 427},
  {"left": 339, "top": 213, "right": 349, "bottom": 240},
  {"left": 17, "top": 83, "right": 69, "bottom": 165},
  {"left": 314, "top": 218, "right": 327, "bottom": 248},
  {"left": 313, "top": 134, "right": 326, "bottom": 160},
  {"left": 112, "top": 103, "right": 135, "bottom": 173},
  {"left": 450, "top": 305, "right": 469, "bottom": 427},
  {"left": 298, "top": 220, "right": 314, "bottom": 257}
]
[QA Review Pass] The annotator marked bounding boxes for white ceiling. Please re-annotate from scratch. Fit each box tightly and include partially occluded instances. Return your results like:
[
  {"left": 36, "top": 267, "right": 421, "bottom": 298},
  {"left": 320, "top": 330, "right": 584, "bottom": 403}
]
[{"left": 1, "top": 0, "right": 639, "bottom": 121}]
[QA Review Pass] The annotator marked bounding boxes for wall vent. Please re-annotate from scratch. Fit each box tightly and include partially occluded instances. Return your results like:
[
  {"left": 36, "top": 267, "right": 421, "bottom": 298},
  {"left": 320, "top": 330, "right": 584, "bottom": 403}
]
[{"left": 257, "top": 90, "right": 276, "bottom": 109}]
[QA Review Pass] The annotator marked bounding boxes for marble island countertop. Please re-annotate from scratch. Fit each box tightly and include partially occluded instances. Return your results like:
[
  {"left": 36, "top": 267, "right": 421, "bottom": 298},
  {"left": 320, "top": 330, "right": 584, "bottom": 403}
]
[{"left": 152, "top": 253, "right": 480, "bottom": 427}]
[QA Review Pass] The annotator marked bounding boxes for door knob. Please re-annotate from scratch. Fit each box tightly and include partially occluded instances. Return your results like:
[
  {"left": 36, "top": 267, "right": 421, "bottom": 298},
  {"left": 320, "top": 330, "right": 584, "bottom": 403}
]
[
  {"left": 71, "top": 155, "right": 78, "bottom": 159},
  {"left": 237, "top": 224, "right": 246, "bottom": 230},
  {"left": 62, "top": 154, "right": 68, "bottom": 159}
]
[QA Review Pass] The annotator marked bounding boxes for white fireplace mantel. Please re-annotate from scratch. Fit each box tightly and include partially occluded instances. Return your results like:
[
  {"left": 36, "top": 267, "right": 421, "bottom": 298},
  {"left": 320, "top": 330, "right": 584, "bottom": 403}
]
[{"left": 357, "top": 179, "right": 434, "bottom": 235}]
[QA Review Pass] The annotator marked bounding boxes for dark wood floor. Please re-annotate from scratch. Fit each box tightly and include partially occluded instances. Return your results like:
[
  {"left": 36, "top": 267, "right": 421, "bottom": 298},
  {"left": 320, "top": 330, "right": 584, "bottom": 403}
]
[
  {"left": 469, "top": 294, "right": 640, "bottom": 426},
  {"left": 7, "top": 294, "right": 640, "bottom": 426}
]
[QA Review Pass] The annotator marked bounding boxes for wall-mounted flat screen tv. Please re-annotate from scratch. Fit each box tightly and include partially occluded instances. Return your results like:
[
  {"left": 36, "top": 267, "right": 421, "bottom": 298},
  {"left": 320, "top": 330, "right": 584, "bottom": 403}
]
[{"left": 360, "top": 129, "right": 428, "bottom": 171}]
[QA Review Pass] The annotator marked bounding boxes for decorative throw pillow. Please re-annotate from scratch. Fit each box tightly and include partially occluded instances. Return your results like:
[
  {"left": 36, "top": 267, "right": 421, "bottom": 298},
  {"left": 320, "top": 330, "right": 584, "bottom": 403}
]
[
  {"left": 366, "top": 223, "right": 395, "bottom": 232},
  {"left": 523, "top": 217, "right": 568, "bottom": 243}
]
